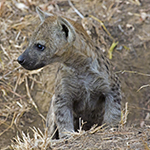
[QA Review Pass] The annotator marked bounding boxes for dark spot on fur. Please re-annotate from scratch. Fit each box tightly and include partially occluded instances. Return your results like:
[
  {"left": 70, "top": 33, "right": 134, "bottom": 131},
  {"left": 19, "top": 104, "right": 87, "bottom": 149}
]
[
  {"left": 101, "top": 54, "right": 105, "bottom": 60},
  {"left": 105, "top": 63, "right": 109, "bottom": 71},
  {"left": 95, "top": 46, "right": 99, "bottom": 50},
  {"left": 117, "top": 99, "right": 121, "bottom": 104}
]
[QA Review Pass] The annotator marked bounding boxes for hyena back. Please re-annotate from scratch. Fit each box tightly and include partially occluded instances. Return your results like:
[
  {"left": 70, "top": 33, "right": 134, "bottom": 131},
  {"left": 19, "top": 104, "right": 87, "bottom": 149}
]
[{"left": 17, "top": 7, "right": 121, "bottom": 139}]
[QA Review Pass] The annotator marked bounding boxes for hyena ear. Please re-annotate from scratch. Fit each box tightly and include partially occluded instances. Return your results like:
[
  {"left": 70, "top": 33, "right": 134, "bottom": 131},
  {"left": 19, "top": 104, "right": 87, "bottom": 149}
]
[
  {"left": 36, "top": 6, "right": 53, "bottom": 22},
  {"left": 57, "top": 16, "right": 76, "bottom": 44}
]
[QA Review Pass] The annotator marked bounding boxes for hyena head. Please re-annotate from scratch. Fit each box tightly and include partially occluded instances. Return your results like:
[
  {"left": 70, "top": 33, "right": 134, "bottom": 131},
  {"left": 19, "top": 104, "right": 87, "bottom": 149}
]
[{"left": 17, "top": 7, "right": 76, "bottom": 70}]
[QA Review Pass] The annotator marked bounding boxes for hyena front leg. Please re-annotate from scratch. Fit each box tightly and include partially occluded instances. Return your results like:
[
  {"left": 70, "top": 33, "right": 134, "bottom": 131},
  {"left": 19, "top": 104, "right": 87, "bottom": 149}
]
[
  {"left": 46, "top": 95, "right": 58, "bottom": 139},
  {"left": 103, "top": 92, "right": 121, "bottom": 125},
  {"left": 46, "top": 92, "right": 74, "bottom": 139}
]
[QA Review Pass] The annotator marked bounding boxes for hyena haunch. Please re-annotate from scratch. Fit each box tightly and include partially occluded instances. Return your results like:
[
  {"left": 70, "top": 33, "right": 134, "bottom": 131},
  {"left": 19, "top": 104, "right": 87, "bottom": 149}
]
[{"left": 17, "top": 7, "right": 122, "bottom": 139}]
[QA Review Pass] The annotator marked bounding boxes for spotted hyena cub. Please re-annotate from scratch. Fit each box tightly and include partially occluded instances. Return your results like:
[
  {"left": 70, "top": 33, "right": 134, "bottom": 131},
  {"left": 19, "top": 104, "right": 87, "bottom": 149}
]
[{"left": 17, "top": 7, "right": 122, "bottom": 139}]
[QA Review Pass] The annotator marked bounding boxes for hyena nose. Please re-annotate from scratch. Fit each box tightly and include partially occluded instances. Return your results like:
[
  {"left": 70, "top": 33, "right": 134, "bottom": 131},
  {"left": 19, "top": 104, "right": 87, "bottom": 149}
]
[{"left": 17, "top": 55, "right": 25, "bottom": 65}]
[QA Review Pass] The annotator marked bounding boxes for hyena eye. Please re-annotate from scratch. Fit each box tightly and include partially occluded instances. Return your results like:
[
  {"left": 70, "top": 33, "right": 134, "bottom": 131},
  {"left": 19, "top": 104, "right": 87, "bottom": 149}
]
[{"left": 36, "top": 43, "right": 45, "bottom": 51}]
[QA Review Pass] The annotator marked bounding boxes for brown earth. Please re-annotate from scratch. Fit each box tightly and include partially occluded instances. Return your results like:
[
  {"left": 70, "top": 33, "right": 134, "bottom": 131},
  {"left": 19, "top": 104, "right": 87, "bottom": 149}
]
[{"left": 0, "top": 0, "right": 150, "bottom": 149}]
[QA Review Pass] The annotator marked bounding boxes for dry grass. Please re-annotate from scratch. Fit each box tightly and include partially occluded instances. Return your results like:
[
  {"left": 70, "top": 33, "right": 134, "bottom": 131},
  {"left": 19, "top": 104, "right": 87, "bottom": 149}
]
[
  {"left": 0, "top": 0, "right": 150, "bottom": 149},
  {"left": 10, "top": 125, "right": 150, "bottom": 150},
  {"left": 11, "top": 102, "right": 149, "bottom": 150}
]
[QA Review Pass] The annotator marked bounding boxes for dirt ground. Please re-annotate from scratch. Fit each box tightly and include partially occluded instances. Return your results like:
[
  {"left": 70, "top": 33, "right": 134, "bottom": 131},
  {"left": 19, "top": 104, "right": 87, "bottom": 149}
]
[{"left": 0, "top": 0, "right": 150, "bottom": 149}]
